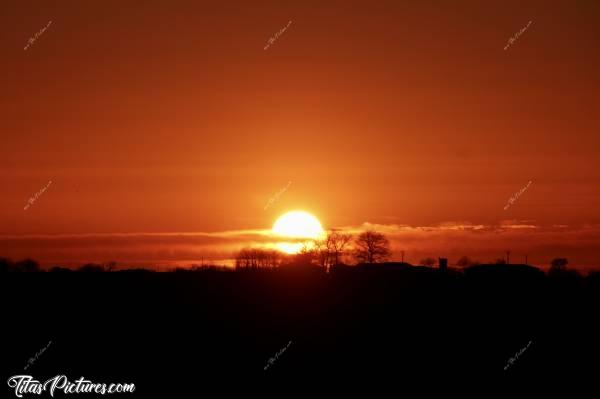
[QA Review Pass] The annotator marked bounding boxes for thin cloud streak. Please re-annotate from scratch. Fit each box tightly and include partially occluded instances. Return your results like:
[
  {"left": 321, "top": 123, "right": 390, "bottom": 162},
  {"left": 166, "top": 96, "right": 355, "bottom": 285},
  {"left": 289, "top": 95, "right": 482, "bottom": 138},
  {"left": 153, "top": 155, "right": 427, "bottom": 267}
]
[{"left": 1, "top": 223, "right": 600, "bottom": 270}]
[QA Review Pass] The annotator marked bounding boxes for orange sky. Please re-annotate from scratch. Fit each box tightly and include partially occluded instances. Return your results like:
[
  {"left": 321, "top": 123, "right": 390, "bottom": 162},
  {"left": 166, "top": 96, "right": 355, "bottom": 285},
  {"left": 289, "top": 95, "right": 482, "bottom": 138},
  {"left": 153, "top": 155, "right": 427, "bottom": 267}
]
[{"left": 1, "top": 1, "right": 600, "bottom": 269}]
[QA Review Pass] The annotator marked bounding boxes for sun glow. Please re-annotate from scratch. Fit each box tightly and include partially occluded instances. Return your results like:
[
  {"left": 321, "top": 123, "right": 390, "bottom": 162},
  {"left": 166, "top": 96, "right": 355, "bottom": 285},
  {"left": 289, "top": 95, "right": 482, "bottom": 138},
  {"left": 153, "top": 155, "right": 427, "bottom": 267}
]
[
  {"left": 272, "top": 211, "right": 324, "bottom": 239},
  {"left": 271, "top": 211, "right": 325, "bottom": 254},
  {"left": 274, "top": 242, "right": 305, "bottom": 255}
]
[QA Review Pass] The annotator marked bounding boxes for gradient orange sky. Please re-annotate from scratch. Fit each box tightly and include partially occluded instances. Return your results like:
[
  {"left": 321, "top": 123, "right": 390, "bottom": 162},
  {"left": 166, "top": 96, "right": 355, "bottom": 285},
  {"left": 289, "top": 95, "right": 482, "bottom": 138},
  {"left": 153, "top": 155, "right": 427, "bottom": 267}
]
[{"left": 2, "top": 0, "right": 600, "bottom": 269}]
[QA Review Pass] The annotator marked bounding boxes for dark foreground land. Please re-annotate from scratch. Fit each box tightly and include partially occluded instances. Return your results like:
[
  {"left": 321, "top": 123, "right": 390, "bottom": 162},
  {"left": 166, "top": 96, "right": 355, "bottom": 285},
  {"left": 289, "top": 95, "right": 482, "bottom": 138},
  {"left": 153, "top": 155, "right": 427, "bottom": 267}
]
[{"left": 2, "top": 264, "right": 599, "bottom": 394}]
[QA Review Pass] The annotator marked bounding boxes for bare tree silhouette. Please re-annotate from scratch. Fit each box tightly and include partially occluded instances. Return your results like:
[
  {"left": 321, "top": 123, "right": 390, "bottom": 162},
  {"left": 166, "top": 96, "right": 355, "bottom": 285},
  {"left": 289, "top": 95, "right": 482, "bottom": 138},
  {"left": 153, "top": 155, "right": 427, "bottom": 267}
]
[
  {"left": 235, "top": 248, "right": 282, "bottom": 269},
  {"left": 311, "top": 238, "right": 331, "bottom": 270},
  {"left": 326, "top": 229, "right": 353, "bottom": 269},
  {"left": 308, "top": 230, "right": 353, "bottom": 272},
  {"left": 353, "top": 230, "right": 391, "bottom": 264}
]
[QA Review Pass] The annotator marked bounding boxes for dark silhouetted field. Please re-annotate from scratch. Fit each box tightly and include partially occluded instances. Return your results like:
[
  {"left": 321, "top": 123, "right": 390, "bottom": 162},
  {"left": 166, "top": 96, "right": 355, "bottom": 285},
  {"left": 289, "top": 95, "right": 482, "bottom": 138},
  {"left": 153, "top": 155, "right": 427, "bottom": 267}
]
[{"left": 2, "top": 264, "right": 599, "bottom": 394}]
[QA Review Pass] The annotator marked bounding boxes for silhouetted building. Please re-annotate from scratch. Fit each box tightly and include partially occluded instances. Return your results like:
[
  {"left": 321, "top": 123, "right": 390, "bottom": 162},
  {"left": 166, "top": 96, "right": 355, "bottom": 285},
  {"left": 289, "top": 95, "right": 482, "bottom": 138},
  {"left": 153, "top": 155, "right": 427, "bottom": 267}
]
[{"left": 439, "top": 258, "right": 448, "bottom": 271}]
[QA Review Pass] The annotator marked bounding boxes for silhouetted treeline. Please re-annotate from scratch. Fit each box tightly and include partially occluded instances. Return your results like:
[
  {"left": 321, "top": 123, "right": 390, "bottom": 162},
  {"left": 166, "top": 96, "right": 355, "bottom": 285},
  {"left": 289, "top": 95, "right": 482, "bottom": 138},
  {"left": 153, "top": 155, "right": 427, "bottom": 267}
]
[
  {"left": 2, "top": 255, "right": 600, "bottom": 286},
  {"left": 234, "top": 229, "right": 392, "bottom": 272},
  {"left": 0, "top": 257, "right": 41, "bottom": 272}
]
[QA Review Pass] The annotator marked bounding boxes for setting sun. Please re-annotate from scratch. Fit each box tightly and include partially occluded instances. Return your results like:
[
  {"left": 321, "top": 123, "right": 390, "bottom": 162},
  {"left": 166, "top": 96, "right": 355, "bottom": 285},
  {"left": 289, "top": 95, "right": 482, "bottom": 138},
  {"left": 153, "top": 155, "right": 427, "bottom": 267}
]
[
  {"left": 272, "top": 211, "right": 324, "bottom": 239},
  {"left": 271, "top": 211, "right": 324, "bottom": 254}
]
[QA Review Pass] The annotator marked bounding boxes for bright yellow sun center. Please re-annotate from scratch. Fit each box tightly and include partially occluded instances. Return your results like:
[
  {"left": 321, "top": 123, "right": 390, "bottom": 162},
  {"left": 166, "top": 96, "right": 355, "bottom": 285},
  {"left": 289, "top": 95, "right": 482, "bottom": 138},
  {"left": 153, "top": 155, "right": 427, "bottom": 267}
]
[
  {"left": 272, "top": 211, "right": 324, "bottom": 254},
  {"left": 272, "top": 211, "right": 324, "bottom": 238}
]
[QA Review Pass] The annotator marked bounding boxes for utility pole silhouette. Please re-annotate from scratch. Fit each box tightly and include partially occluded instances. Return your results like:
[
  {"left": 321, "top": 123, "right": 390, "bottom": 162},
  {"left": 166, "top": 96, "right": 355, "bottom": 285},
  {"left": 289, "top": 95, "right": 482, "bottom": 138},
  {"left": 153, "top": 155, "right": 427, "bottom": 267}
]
[
  {"left": 506, "top": 251, "right": 510, "bottom": 265},
  {"left": 401, "top": 251, "right": 405, "bottom": 263},
  {"left": 525, "top": 254, "right": 528, "bottom": 265}
]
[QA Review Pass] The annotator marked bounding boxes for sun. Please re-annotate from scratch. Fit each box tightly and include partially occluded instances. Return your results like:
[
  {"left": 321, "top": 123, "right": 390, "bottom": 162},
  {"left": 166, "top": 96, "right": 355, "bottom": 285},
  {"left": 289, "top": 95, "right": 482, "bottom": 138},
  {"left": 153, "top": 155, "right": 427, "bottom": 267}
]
[
  {"left": 272, "top": 210, "right": 324, "bottom": 239},
  {"left": 272, "top": 211, "right": 325, "bottom": 254}
]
